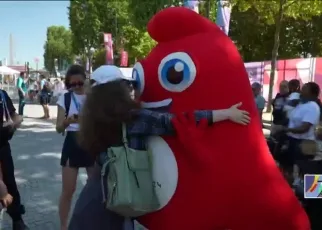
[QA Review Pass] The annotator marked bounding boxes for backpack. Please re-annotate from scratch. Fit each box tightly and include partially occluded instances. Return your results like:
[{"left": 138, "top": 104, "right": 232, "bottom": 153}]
[
  {"left": 0, "top": 90, "right": 14, "bottom": 142},
  {"left": 43, "top": 80, "right": 52, "bottom": 93},
  {"left": 100, "top": 123, "right": 159, "bottom": 217}
]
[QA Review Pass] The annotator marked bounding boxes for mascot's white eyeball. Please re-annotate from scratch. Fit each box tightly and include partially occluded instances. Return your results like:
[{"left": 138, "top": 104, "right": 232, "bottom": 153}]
[
  {"left": 158, "top": 52, "right": 196, "bottom": 92},
  {"left": 132, "top": 62, "right": 145, "bottom": 95}
]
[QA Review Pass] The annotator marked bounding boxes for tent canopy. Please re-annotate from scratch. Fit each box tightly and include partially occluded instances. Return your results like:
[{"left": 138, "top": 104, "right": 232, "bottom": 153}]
[{"left": 0, "top": 66, "right": 20, "bottom": 75}]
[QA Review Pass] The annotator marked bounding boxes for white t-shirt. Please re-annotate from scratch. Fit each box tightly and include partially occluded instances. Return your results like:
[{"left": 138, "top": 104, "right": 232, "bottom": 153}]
[
  {"left": 287, "top": 101, "right": 320, "bottom": 140},
  {"left": 57, "top": 92, "right": 86, "bottom": 131},
  {"left": 284, "top": 92, "right": 300, "bottom": 117}
]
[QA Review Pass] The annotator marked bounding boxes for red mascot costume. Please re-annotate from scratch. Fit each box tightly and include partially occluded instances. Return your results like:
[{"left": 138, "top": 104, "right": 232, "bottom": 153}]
[{"left": 133, "top": 7, "right": 310, "bottom": 230}]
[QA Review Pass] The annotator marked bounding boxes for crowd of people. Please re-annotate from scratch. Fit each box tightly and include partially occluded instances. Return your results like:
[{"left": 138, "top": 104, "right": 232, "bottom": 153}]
[
  {"left": 15, "top": 71, "right": 66, "bottom": 119},
  {"left": 1, "top": 63, "right": 322, "bottom": 229},
  {"left": 263, "top": 79, "right": 322, "bottom": 229}
]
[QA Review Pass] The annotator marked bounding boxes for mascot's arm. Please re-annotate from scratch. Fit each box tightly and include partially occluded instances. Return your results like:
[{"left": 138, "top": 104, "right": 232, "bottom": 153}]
[{"left": 128, "top": 107, "right": 244, "bottom": 136}]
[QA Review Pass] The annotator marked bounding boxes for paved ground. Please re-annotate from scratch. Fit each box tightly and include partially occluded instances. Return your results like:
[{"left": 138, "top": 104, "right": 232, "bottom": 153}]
[{"left": 1, "top": 104, "right": 88, "bottom": 229}]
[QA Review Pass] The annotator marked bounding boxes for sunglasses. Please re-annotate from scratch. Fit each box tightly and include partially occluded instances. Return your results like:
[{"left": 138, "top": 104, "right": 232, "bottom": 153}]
[
  {"left": 70, "top": 81, "right": 84, "bottom": 88},
  {"left": 123, "top": 80, "right": 138, "bottom": 90}
]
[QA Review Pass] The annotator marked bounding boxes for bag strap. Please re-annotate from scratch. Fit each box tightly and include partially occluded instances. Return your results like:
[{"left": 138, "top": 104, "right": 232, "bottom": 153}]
[
  {"left": 0, "top": 90, "right": 11, "bottom": 121},
  {"left": 64, "top": 91, "right": 72, "bottom": 118},
  {"left": 71, "top": 92, "right": 81, "bottom": 112},
  {"left": 121, "top": 123, "right": 128, "bottom": 145}
]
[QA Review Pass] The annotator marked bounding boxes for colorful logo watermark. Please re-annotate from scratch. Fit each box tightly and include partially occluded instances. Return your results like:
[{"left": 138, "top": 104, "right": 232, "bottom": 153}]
[{"left": 304, "top": 174, "right": 322, "bottom": 198}]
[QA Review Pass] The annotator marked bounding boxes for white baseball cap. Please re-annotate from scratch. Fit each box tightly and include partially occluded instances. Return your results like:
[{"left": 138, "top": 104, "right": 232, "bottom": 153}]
[{"left": 91, "top": 65, "right": 134, "bottom": 86}]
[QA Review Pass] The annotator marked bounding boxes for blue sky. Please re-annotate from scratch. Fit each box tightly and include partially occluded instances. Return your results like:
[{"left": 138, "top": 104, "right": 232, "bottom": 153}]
[{"left": 0, "top": 1, "right": 69, "bottom": 69}]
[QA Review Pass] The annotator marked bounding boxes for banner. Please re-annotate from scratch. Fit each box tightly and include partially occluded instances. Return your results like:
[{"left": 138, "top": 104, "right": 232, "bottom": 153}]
[
  {"left": 216, "top": 0, "right": 232, "bottom": 35},
  {"left": 120, "top": 50, "right": 128, "bottom": 67},
  {"left": 104, "top": 33, "right": 114, "bottom": 65},
  {"left": 183, "top": 0, "right": 199, "bottom": 13}
]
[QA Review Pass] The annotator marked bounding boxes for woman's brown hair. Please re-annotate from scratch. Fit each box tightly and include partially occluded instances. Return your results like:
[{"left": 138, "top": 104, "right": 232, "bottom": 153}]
[{"left": 79, "top": 80, "right": 140, "bottom": 155}]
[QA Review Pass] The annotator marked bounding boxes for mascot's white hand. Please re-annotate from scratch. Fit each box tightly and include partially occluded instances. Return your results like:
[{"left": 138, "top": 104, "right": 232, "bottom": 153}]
[{"left": 228, "top": 102, "right": 250, "bottom": 125}]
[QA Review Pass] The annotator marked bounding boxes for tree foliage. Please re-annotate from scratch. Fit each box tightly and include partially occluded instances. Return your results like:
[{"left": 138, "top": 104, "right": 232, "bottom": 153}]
[
  {"left": 229, "top": 0, "right": 322, "bottom": 111},
  {"left": 122, "top": 24, "right": 156, "bottom": 63},
  {"left": 43, "top": 26, "right": 73, "bottom": 74},
  {"left": 127, "top": 0, "right": 181, "bottom": 30},
  {"left": 65, "top": 0, "right": 322, "bottom": 69},
  {"left": 69, "top": 0, "right": 157, "bottom": 66},
  {"left": 92, "top": 48, "right": 106, "bottom": 70},
  {"left": 68, "top": 0, "right": 102, "bottom": 54}
]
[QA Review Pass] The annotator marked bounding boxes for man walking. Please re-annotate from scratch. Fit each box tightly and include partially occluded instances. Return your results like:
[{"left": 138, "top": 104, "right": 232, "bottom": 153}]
[
  {"left": 0, "top": 89, "right": 29, "bottom": 230},
  {"left": 16, "top": 72, "right": 28, "bottom": 116}
]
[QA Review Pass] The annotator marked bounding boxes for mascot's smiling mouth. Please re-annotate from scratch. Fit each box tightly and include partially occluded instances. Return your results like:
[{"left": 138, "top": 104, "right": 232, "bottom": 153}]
[{"left": 141, "top": 99, "right": 172, "bottom": 109}]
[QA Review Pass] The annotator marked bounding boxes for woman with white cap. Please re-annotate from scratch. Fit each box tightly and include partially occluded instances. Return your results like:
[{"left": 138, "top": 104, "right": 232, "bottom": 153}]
[{"left": 68, "top": 65, "right": 251, "bottom": 230}]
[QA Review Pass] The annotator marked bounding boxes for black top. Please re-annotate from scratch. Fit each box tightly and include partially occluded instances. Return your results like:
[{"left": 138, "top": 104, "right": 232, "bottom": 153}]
[
  {"left": 0, "top": 90, "right": 16, "bottom": 144},
  {"left": 272, "top": 93, "right": 289, "bottom": 125}
]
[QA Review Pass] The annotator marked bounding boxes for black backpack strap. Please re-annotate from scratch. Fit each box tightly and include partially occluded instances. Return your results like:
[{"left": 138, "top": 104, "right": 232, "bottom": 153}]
[
  {"left": 64, "top": 91, "right": 72, "bottom": 118},
  {"left": 0, "top": 90, "right": 3, "bottom": 124}
]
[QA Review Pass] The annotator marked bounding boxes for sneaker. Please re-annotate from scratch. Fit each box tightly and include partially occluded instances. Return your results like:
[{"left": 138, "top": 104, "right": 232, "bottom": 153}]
[{"left": 12, "top": 220, "right": 29, "bottom": 230}]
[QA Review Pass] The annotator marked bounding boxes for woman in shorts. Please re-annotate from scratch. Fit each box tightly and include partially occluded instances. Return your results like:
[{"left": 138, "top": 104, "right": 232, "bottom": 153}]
[{"left": 55, "top": 65, "right": 95, "bottom": 230}]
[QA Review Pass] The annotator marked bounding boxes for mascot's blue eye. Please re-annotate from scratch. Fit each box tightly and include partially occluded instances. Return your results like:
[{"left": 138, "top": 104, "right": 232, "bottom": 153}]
[
  {"left": 132, "top": 62, "right": 145, "bottom": 95},
  {"left": 158, "top": 52, "right": 196, "bottom": 92}
]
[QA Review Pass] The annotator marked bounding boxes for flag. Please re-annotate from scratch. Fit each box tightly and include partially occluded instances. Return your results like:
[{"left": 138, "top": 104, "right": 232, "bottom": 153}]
[
  {"left": 216, "top": 0, "right": 232, "bottom": 35},
  {"left": 183, "top": 0, "right": 199, "bottom": 13},
  {"left": 120, "top": 50, "right": 128, "bottom": 67},
  {"left": 103, "top": 33, "right": 114, "bottom": 65}
]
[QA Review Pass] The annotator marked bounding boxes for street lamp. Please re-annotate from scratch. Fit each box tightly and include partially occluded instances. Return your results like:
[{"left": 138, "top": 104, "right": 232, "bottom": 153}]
[
  {"left": 54, "top": 58, "right": 58, "bottom": 77},
  {"left": 86, "top": 47, "right": 95, "bottom": 77}
]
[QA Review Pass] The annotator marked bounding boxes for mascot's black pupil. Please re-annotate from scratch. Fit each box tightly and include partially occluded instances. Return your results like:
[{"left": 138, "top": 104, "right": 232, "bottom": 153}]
[{"left": 166, "top": 66, "right": 184, "bottom": 84}]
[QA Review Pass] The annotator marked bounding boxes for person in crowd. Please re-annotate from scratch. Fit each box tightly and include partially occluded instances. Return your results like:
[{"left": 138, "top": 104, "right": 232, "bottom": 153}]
[
  {"left": 0, "top": 89, "right": 29, "bottom": 230},
  {"left": 39, "top": 75, "right": 51, "bottom": 119},
  {"left": 251, "top": 82, "right": 265, "bottom": 123},
  {"left": 271, "top": 80, "right": 289, "bottom": 129},
  {"left": 284, "top": 79, "right": 301, "bottom": 117},
  {"left": 276, "top": 82, "right": 321, "bottom": 183},
  {"left": 268, "top": 80, "right": 290, "bottom": 159},
  {"left": 16, "top": 72, "right": 28, "bottom": 116},
  {"left": 53, "top": 77, "right": 66, "bottom": 101},
  {"left": 53, "top": 77, "right": 66, "bottom": 97},
  {"left": 68, "top": 65, "right": 250, "bottom": 230},
  {"left": 55, "top": 65, "right": 95, "bottom": 230}
]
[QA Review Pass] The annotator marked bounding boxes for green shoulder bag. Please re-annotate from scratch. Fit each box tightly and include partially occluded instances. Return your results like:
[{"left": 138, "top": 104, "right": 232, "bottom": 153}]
[{"left": 101, "top": 123, "right": 160, "bottom": 217}]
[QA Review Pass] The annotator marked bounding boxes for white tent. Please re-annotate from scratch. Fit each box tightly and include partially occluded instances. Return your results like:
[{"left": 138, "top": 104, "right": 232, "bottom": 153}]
[{"left": 0, "top": 66, "right": 19, "bottom": 75}]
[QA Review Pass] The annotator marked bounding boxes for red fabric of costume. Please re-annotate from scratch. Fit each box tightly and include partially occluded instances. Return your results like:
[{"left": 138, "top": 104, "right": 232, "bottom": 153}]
[{"left": 136, "top": 7, "right": 310, "bottom": 230}]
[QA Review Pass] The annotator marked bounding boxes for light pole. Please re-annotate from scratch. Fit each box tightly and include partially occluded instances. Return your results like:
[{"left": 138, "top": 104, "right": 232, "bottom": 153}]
[
  {"left": 54, "top": 58, "right": 58, "bottom": 77},
  {"left": 34, "top": 57, "right": 39, "bottom": 74},
  {"left": 86, "top": 47, "right": 95, "bottom": 77}
]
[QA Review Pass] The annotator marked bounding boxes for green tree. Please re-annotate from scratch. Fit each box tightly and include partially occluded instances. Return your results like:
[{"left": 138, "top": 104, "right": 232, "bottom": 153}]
[
  {"left": 43, "top": 26, "right": 74, "bottom": 74},
  {"left": 69, "top": 0, "right": 131, "bottom": 60},
  {"left": 92, "top": 48, "right": 106, "bottom": 70},
  {"left": 232, "top": 0, "right": 322, "bottom": 111},
  {"left": 69, "top": 0, "right": 102, "bottom": 55},
  {"left": 128, "top": 0, "right": 182, "bottom": 30},
  {"left": 69, "top": 0, "right": 157, "bottom": 65},
  {"left": 122, "top": 24, "right": 156, "bottom": 64}
]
